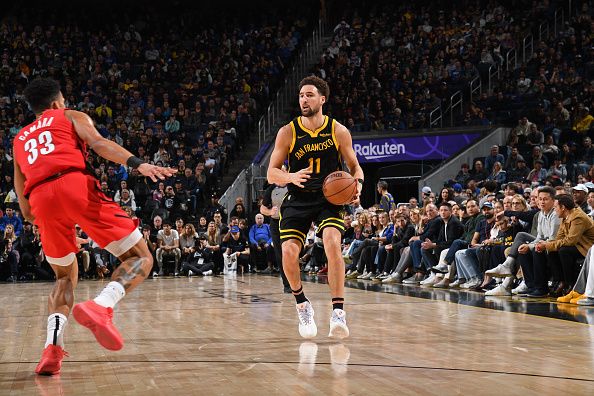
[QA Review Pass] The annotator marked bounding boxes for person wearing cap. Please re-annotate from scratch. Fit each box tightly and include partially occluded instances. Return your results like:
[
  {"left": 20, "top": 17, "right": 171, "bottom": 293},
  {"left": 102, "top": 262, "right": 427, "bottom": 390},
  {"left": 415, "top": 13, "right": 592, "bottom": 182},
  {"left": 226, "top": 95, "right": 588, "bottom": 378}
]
[
  {"left": 182, "top": 233, "right": 215, "bottom": 276},
  {"left": 571, "top": 184, "right": 590, "bottom": 213},
  {"left": 420, "top": 186, "right": 432, "bottom": 206},
  {"left": 225, "top": 225, "right": 250, "bottom": 273},
  {"left": 161, "top": 185, "right": 184, "bottom": 222}
]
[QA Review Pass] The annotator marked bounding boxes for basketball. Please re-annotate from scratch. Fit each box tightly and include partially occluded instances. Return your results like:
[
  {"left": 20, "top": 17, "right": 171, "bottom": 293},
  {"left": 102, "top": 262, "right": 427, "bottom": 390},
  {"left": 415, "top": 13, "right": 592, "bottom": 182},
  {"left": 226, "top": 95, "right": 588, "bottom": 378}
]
[{"left": 323, "top": 171, "right": 357, "bottom": 205}]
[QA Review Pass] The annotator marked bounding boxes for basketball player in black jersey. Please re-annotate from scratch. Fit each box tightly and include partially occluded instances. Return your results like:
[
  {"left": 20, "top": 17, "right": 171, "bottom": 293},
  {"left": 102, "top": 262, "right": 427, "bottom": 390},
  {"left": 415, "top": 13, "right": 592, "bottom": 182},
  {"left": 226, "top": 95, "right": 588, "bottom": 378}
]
[{"left": 267, "top": 76, "right": 364, "bottom": 339}]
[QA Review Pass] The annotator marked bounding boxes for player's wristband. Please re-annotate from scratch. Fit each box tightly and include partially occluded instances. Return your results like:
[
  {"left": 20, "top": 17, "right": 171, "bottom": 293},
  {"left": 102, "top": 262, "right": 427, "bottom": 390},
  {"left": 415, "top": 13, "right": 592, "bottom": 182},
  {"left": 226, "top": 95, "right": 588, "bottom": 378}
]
[{"left": 126, "top": 155, "right": 145, "bottom": 169}]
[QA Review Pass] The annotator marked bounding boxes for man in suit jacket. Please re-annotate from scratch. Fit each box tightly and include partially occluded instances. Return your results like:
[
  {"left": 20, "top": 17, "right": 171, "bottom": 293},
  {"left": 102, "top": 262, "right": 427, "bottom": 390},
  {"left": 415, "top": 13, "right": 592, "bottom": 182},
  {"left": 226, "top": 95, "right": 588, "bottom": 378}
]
[{"left": 420, "top": 202, "right": 465, "bottom": 271}]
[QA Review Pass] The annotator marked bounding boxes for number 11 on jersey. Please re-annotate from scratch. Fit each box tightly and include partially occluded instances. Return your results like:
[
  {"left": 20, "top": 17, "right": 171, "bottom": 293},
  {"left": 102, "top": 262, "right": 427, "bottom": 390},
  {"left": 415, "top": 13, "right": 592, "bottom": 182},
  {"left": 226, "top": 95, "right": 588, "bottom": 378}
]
[{"left": 308, "top": 157, "right": 320, "bottom": 174}]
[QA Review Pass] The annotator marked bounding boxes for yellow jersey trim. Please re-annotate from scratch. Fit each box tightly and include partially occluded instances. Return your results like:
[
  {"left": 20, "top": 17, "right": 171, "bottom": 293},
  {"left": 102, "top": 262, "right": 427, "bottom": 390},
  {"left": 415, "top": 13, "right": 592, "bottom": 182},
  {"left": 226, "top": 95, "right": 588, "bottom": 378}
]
[
  {"left": 331, "top": 119, "right": 339, "bottom": 150},
  {"left": 289, "top": 122, "right": 297, "bottom": 155},
  {"left": 280, "top": 228, "right": 307, "bottom": 239},
  {"left": 297, "top": 115, "right": 329, "bottom": 138}
]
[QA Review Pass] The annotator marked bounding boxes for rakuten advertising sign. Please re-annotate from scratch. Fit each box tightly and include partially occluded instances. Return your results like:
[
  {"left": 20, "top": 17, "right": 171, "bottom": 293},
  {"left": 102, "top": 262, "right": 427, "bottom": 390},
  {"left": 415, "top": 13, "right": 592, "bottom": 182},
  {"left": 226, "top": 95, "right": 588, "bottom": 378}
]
[{"left": 352, "top": 133, "right": 481, "bottom": 163}]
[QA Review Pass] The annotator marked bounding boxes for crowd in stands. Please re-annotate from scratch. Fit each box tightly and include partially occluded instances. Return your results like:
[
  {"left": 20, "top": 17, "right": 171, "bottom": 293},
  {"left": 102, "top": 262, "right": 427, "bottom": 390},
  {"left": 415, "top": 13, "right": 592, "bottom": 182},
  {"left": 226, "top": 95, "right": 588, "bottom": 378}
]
[
  {"left": 0, "top": 2, "right": 314, "bottom": 280},
  {"left": 312, "top": 0, "right": 592, "bottom": 131}
]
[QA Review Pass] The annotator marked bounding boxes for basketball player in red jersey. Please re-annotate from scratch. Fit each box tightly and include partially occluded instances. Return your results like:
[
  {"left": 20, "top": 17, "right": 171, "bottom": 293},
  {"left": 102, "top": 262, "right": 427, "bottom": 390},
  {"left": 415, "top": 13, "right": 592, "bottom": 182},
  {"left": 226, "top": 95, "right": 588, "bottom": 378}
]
[
  {"left": 268, "top": 76, "right": 363, "bottom": 339},
  {"left": 13, "top": 78, "right": 175, "bottom": 375}
]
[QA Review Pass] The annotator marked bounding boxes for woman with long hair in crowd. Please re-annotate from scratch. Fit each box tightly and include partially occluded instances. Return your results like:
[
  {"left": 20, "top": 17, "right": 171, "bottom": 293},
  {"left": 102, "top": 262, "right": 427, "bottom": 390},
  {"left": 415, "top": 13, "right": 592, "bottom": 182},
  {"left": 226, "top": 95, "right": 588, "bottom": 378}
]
[
  {"left": 206, "top": 221, "right": 223, "bottom": 273},
  {"left": 3, "top": 224, "right": 17, "bottom": 243},
  {"left": 436, "top": 187, "right": 454, "bottom": 207},
  {"left": 179, "top": 223, "right": 198, "bottom": 268}
]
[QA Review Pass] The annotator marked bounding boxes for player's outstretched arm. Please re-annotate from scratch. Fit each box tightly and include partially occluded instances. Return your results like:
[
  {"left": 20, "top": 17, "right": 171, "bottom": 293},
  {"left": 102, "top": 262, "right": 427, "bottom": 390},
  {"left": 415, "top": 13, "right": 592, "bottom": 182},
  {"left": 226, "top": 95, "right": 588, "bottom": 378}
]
[
  {"left": 335, "top": 122, "right": 364, "bottom": 201},
  {"left": 67, "top": 110, "right": 176, "bottom": 182},
  {"left": 267, "top": 125, "right": 311, "bottom": 188}
]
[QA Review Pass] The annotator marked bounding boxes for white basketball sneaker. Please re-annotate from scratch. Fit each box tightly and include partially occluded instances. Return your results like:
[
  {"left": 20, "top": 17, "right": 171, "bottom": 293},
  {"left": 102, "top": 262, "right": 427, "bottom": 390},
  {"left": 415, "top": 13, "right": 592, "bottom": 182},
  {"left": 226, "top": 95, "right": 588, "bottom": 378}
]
[
  {"left": 296, "top": 301, "right": 317, "bottom": 338},
  {"left": 328, "top": 309, "right": 350, "bottom": 339}
]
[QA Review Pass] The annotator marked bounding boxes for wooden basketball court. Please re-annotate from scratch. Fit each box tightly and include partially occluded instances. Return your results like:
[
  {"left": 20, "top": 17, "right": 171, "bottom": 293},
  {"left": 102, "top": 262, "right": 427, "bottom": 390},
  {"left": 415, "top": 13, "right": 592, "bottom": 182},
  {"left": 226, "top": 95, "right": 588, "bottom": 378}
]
[{"left": 1, "top": 275, "right": 594, "bottom": 395}]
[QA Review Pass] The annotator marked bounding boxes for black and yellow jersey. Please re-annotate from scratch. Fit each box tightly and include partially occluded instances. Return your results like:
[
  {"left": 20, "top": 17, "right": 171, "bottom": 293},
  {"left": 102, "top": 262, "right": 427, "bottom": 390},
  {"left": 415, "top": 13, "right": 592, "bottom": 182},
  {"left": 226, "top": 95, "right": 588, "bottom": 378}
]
[{"left": 287, "top": 115, "right": 342, "bottom": 193}]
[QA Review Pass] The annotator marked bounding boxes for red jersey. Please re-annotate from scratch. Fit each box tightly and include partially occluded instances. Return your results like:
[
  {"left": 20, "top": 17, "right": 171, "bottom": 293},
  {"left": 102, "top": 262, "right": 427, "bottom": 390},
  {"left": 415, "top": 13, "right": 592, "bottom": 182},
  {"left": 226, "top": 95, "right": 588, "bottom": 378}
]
[{"left": 13, "top": 109, "right": 88, "bottom": 197}]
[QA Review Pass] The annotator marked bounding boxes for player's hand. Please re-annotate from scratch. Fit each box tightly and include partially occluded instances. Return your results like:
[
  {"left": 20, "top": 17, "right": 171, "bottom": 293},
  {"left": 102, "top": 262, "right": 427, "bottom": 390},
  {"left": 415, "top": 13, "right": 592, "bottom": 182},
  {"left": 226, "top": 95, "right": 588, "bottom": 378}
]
[
  {"left": 137, "top": 163, "right": 177, "bottom": 182},
  {"left": 289, "top": 167, "right": 311, "bottom": 188},
  {"left": 350, "top": 178, "right": 362, "bottom": 204}
]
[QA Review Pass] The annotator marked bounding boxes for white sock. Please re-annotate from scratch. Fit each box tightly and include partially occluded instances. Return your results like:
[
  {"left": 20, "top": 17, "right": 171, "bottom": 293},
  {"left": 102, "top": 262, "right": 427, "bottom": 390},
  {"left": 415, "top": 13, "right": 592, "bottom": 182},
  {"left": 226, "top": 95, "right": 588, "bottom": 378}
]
[
  {"left": 94, "top": 281, "right": 126, "bottom": 308},
  {"left": 45, "top": 313, "right": 68, "bottom": 348},
  {"left": 503, "top": 256, "right": 515, "bottom": 267},
  {"left": 502, "top": 276, "right": 514, "bottom": 289}
]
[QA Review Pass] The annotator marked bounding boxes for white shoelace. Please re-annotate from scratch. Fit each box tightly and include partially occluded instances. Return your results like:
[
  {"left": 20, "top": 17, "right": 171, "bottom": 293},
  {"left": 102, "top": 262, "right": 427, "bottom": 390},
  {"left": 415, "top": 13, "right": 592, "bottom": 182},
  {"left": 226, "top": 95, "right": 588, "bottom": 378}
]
[
  {"left": 332, "top": 312, "right": 346, "bottom": 324},
  {"left": 298, "top": 306, "right": 312, "bottom": 325}
]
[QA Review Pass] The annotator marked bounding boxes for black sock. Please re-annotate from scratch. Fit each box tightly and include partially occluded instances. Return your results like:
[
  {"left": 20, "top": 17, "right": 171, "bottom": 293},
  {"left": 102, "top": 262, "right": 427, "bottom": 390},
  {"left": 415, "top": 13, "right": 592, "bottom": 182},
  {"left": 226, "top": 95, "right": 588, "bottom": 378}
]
[
  {"left": 292, "top": 286, "right": 308, "bottom": 304},
  {"left": 332, "top": 297, "right": 344, "bottom": 311}
]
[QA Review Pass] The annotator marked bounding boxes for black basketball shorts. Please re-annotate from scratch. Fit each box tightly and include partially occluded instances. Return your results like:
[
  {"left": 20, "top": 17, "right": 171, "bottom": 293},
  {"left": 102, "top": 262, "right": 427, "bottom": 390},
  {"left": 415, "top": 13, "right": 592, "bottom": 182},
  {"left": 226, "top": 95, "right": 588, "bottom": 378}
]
[{"left": 279, "top": 190, "right": 345, "bottom": 246}]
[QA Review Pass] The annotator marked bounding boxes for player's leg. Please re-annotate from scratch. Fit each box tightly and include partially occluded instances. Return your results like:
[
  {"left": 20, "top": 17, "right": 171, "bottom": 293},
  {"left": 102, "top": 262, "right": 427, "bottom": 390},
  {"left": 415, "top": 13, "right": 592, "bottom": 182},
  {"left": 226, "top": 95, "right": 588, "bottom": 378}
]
[
  {"left": 72, "top": 237, "right": 150, "bottom": 351},
  {"left": 322, "top": 227, "right": 349, "bottom": 339},
  {"left": 35, "top": 260, "right": 78, "bottom": 376},
  {"left": 280, "top": 203, "right": 317, "bottom": 338},
  {"left": 28, "top": 182, "right": 80, "bottom": 376}
]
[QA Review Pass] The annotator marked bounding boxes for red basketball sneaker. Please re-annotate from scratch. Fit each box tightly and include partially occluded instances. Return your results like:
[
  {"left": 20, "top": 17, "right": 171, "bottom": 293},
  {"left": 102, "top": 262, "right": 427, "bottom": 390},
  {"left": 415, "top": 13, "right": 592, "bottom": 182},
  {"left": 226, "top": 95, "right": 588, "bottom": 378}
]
[
  {"left": 35, "top": 345, "right": 68, "bottom": 375},
  {"left": 72, "top": 301, "right": 123, "bottom": 351}
]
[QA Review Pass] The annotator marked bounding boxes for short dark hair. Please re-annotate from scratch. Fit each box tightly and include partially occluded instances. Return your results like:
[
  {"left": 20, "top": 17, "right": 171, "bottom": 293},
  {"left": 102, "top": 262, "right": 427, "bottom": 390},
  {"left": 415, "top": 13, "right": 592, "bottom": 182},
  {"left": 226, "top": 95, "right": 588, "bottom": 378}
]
[
  {"left": 538, "top": 186, "right": 556, "bottom": 198},
  {"left": 439, "top": 202, "right": 452, "bottom": 210},
  {"left": 299, "top": 75, "right": 330, "bottom": 99},
  {"left": 23, "top": 78, "right": 61, "bottom": 114},
  {"left": 483, "top": 180, "right": 498, "bottom": 193},
  {"left": 555, "top": 193, "right": 575, "bottom": 210},
  {"left": 505, "top": 183, "right": 520, "bottom": 193},
  {"left": 377, "top": 180, "right": 388, "bottom": 191}
]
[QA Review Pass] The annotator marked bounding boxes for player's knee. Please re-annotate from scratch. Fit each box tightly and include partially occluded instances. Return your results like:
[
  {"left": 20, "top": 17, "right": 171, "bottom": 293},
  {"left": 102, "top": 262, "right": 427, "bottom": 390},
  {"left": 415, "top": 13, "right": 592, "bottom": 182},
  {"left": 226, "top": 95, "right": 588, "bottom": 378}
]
[
  {"left": 282, "top": 242, "right": 300, "bottom": 261},
  {"left": 54, "top": 276, "right": 73, "bottom": 292},
  {"left": 143, "top": 254, "right": 154, "bottom": 268}
]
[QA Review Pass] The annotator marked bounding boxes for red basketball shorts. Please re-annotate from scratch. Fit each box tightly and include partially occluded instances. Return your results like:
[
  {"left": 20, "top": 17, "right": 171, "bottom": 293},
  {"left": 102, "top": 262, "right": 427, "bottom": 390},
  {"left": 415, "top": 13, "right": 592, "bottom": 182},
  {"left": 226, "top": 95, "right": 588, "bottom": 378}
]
[{"left": 28, "top": 172, "right": 141, "bottom": 265}]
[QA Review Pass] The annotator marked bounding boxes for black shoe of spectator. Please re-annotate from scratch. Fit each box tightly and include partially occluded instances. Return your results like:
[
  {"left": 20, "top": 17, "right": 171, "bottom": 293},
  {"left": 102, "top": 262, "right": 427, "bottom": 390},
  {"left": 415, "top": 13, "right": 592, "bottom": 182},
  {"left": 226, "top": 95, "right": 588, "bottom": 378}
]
[
  {"left": 526, "top": 289, "right": 549, "bottom": 298},
  {"left": 7, "top": 276, "right": 16, "bottom": 283}
]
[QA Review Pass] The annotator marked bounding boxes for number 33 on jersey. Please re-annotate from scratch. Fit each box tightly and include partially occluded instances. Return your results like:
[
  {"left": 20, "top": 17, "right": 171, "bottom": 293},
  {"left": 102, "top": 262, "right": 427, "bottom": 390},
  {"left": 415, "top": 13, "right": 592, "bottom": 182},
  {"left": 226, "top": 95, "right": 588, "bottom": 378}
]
[{"left": 13, "top": 109, "right": 89, "bottom": 198}]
